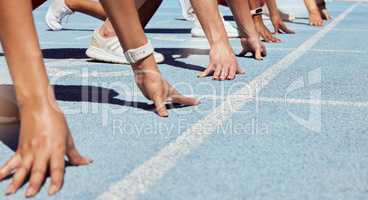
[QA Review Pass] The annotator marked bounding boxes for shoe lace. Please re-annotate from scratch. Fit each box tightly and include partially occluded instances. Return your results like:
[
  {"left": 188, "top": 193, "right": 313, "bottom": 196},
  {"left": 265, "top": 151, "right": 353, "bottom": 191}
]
[{"left": 58, "top": 8, "right": 73, "bottom": 24}]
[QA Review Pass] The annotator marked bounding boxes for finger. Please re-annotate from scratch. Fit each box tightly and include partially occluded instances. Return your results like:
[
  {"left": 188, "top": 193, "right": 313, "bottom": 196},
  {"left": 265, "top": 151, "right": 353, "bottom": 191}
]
[
  {"left": 262, "top": 34, "right": 271, "bottom": 43},
  {"left": 213, "top": 65, "right": 222, "bottom": 80},
  {"left": 281, "top": 24, "right": 295, "bottom": 34},
  {"left": 254, "top": 49, "right": 263, "bottom": 60},
  {"left": 198, "top": 65, "right": 214, "bottom": 78},
  {"left": 5, "top": 157, "right": 32, "bottom": 195},
  {"left": 154, "top": 99, "right": 168, "bottom": 117},
  {"left": 262, "top": 45, "right": 267, "bottom": 57},
  {"left": 67, "top": 147, "right": 92, "bottom": 166},
  {"left": 220, "top": 65, "right": 229, "bottom": 81},
  {"left": 26, "top": 157, "right": 48, "bottom": 197},
  {"left": 227, "top": 64, "right": 237, "bottom": 80},
  {"left": 171, "top": 94, "right": 200, "bottom": 106},
  {"left": 274, "top": 27, "right": 280, "bottom": 34},
  {"left": 48, "top": 153, "right": 65, "bottom": 196},
  {"left": 0, "top": 155, "right": 20, "bottom": 181}
]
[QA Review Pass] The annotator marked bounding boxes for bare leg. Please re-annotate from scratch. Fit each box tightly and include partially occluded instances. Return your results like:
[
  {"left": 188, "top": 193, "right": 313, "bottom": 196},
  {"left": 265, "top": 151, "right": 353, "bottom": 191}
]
[
  {"left": 99, "top": 0, "right": 163, "bottom": 38},
  {"left": 0, "top": 0, "right": 91, "bottom": 197},
  {"left": 32, "top": 0, "right": 47, "bottom": 9},
  {"left": 66, "top": 0, "right": 107, "bottom": 20}
]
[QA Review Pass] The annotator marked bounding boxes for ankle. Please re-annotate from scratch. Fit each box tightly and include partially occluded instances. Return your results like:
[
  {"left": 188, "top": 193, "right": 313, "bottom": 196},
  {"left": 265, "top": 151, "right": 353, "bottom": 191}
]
[
  {"left": 98, "top": 27, "right": 116, "bottom": 38},
  {"left": 64, "top": 0, "right": 75, "bottom": 11}
]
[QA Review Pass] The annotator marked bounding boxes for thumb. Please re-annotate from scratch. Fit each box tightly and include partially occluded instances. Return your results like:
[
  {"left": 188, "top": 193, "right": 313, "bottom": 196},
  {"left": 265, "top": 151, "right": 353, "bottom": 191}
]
[
  {"left": 67, "top": 148, "right": 93, "bottom": 166},
  {"left": 152, "top": 97, "right": 169, "bottom": 117},
  {"left": 254, "top": 49, "right": 263, "bottom": 60},
  {"left": 198, "top": 65, "right": 214, "bottom": 78}
]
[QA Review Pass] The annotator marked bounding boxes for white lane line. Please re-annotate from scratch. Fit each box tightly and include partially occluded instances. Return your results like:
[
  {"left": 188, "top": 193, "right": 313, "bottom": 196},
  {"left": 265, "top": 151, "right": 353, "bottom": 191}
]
[
  {"left": 199, "top": 95, "right": 368, "bottom": 108},
  {"left": 333, "top": 28, "right": 368, "bottom": 32},
  {"left": 260, "top": 97, "right": 368, "bottom": 108},
  {"left": 75, "top": 34, "right": 93, "bottom": 40},
  {"left": 96, "top": 4, "right": 358, "bottom": 200},
  {"left": 265, "top": 47, "right": 366, "bottom": 54}
]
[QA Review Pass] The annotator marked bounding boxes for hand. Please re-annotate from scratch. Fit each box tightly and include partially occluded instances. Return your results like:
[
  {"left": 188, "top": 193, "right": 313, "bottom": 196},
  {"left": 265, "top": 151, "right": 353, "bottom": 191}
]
[
  {"left": 0, "top": 101, "right": 92, "bottom": 198},
  {"left": 270, "top": 15, "right": 295, "bottom": 34},
  {"left": 254, "top": 16, "right": 281, "bottom": 43},
  {"left": 198, "top": 42, "right": 245, "bottom": 80},
  {"left": 239, "top": 37, "right": 267, "bottom": 60},
  {"left": 133, "top": 56, "right": 200, "bottom": 117},
  {"left": 309, "top": 10, "right": 324, "bottom": 26}
]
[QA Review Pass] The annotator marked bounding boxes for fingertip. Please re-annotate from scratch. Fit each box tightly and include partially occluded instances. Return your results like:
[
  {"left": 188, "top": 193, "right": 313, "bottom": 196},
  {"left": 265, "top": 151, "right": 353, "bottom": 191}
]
[
  {"left": 5, "top": 186, "right": 14, "bottom": 196},
  {"left": 48, "top": 184, "right": 60, "bottom": 196},
  {"left": 25, "top": 187, "right": 36, "bottom": 198},
  {"left": 156, "top": 107, "right": 169, "bottom": 118}
]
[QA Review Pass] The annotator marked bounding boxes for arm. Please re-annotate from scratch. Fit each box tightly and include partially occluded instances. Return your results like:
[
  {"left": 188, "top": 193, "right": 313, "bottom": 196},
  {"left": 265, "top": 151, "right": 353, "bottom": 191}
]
[
  {"left": 100, "top": 0, "right": 198, "bottom": 116},
  {"left": 0, "top": 0, "right": 91, "bottom": 197},
  {"left": 190, "top": 0, "right": 244, "bottom": 80}
]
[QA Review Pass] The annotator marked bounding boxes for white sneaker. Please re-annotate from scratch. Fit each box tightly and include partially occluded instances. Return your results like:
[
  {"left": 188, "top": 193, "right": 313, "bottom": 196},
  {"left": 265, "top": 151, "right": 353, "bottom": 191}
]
[
  {"left": 45, "top": 0, "right": 73, "bottom": 31},
  {"left": 191, "top": 13, "right": 240, "bottom": 38},
  {"left": 86, "top": 30, "right": 165, "bottom": 64}
]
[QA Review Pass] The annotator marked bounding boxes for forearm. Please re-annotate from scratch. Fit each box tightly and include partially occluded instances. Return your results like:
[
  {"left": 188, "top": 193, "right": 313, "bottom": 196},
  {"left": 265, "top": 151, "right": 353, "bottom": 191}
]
[
  {"left": 226, "top": 0, "right": 259, "bottom": 38},
  {"left": 304, "top": 0, "right": 319, "bottom": 13},
  {"left": 265, "top": 0, "right": 279, "bottom": 17},
  {"left": 190, "top": 0, "right": 229, "bottom": 46},
  {"left": 0, "top": 0, "right": 51, "bottom": 106}
]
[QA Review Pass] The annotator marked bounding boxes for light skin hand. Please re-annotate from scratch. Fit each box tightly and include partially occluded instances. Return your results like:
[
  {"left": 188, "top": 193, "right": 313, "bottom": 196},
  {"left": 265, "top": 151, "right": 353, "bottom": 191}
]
[
  {"left": 190, "top": 0, "right": 244, "bottom": 80},
  {"left": 199, "top": 42, "right": 245, "bottom": 80},
  {"left": 0, "top": 98, "right": 92, "bottom": 197},
  {"left": 253, "top": 15, "right": 281, "bottom": 43},
  {"left": 133, "top": 56, "right": 200, "bottom": 117},
  {"left": 304, "top": 0, "right": 324, "bottom": 26},
  {"left": 227, "top": 0, "right": 269, "bottom": 56},
  {"left": 239, "top": 37, "right": 267, "bottom": 60},
  {"left": 100, "top": 0, "right": 199, "bottom": 115},
  {"left": 270, "top": 14, "right": 295, "bottom": 34},
  {"left": 0, "top": 0, "right": 91, "bottom": 197}
]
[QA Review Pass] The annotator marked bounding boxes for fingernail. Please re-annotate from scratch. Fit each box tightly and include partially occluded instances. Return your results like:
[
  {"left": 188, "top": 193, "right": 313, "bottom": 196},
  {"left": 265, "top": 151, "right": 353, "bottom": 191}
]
[
  {"left": 87, "top": 157, "right": 94, "bottom": 163},
  {"left": 5, "top": 186, "right": 14, "bottom": 195},
  {"left": 48, "top": 185, "right": 58, "bottom": 196},
  {"left": 25, "top": 187, "right": 36, "bottom": 197}
]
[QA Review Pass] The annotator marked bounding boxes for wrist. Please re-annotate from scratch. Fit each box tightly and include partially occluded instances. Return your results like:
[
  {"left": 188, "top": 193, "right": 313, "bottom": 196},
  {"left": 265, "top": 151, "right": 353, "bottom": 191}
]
[
  {"left": 210, "top": 40, "right": 232, "bottom": 51},
  {"left": 15, "top": 85, "right": 57, "bottom": 110}
]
